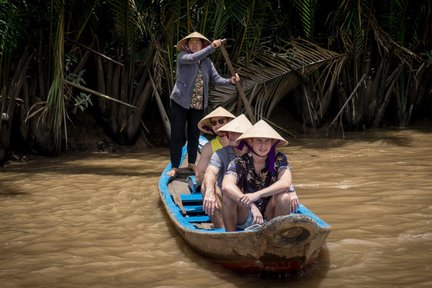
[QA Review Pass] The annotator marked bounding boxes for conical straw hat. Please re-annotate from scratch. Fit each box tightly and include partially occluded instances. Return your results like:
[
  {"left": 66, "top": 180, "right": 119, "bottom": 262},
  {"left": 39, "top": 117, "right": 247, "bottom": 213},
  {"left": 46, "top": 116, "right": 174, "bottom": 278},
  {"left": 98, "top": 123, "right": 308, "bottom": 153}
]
[
  {"left": 216, "top": 114, "right": 252, "bottom": 134},
  {"left": 236, "top": 120, "right": 288, "bottom": 146},
  {"left": 177, "top": 32, "right": 211, "bottom": 51},
  {"left": 198, "top": 107, "right": 235, "bottom": 134}
]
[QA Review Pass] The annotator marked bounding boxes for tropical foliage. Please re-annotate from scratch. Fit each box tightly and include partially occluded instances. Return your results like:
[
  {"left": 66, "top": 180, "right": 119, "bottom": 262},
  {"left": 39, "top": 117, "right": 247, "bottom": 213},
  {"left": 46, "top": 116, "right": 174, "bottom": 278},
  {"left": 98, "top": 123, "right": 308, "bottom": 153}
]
[{"left": 0, "top": 0, "right": 430, "bottom": 162}]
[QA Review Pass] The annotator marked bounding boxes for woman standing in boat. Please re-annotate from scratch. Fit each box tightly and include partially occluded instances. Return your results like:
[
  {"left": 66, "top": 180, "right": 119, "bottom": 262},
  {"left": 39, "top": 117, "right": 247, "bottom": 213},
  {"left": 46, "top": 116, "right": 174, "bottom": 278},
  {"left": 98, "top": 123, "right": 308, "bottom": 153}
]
[
  {"left": 167, "top": 32, "right": 240, "bottom": 178},
  {"left": 221, "top": 120, "right": 294, "bottom": 231}
]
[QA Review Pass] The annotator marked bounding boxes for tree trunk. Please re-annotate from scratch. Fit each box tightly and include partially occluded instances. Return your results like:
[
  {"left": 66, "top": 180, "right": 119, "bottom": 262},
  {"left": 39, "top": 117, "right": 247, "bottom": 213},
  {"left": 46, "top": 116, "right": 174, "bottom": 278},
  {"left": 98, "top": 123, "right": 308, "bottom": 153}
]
[{"left": 0, "top": 48, "right": 32, "bottom": 163}]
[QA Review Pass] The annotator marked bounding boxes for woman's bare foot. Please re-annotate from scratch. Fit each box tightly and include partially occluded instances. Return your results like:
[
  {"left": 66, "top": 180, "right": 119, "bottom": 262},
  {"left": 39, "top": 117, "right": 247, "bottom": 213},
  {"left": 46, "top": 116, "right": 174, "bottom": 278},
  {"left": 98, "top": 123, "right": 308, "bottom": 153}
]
[{"left": 167, "top": 167, "right": 178, "bottom": 177}]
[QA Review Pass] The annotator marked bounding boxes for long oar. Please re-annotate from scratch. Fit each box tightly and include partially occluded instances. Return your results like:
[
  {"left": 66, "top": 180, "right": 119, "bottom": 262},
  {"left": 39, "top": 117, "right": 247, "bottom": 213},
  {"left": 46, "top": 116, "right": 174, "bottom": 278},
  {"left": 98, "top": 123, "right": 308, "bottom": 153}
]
[{"left": 219, "top": 42, "right": 256, "bottom": 123}]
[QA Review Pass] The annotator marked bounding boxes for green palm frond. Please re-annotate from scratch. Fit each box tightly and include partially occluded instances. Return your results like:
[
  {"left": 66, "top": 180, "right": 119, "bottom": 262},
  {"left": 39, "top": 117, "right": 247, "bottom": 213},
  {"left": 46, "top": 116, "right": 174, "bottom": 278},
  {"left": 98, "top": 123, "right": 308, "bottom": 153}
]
[
  {"left": 380, "top": 0, "right": 409, "bottom": 42},
  {"left": 208, "top": 0, "right": 230, "bottom": 39},
  {"left": 220, "top": 0, "right": 288, "bottom": 65},
  {"left": 109, "top": 0, "right": 146, "bottom": 44},
  {"left": 0, "top": 2, "right": 27, "bottom": 83},
  {"left": 0, "top": 1, "right": 17, "bottom": 58},
  {"left": 41, "top": 0, "right": 66, "bottom": 152},
  {"left": 293, "top": 0, "right": 318, "bottom": 39},
  {"left": 328, "top": 0, "right": 374, "bottom": 83}
]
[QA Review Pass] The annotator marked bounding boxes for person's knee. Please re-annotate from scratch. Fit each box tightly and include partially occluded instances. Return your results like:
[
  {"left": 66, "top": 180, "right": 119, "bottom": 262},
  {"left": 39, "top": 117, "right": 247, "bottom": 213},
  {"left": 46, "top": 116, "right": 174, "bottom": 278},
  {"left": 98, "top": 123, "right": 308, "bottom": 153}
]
[
  {"left": 222, "top": 195, "right": 239, "bottom": 218},
  {"left": 277, "top": 192, "right": 290, "bottom": 203},
  {"left": 275, "top": 192, "right": 291, "bottom": 212}
]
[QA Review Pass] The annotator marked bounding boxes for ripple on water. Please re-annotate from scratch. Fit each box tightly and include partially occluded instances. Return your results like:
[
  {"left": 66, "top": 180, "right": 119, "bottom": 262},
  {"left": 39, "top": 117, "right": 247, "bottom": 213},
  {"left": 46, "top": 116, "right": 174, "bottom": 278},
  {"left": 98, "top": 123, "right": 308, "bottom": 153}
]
[{"left": 1, "top": 129, "right": 432, "bottom": 287}]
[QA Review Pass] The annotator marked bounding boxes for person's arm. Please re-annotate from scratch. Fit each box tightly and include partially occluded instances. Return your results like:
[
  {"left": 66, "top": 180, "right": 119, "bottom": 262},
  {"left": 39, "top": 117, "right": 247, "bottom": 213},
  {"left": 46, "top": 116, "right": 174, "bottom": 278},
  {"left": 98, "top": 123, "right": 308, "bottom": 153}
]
[
  {"left": 178, "top": 45, "right": 215, "bottom": 64},
  {"left": 208, "top": 60, "right": 234, "bottom": 86},
  {"left": 202, "top": 165, "right": 220, "bottom": 215},
  {"left": 250, "top": 203, "right": 264, "bottom": 225},
  {"left": 238, "top": 168, "right": 292, "bottom": 207},
  {"left": 208, "top": 39, "right": 240, "bottom": 85},
  {"left": 221, "top": 172, "right": 244, "bottom": 202},
  {"left": 196, "top": 142, "right": 212, "bottom": 183},
  {"left": 223, "top": 173, "right": 264, "bottom": 225},
  {"left": 288, "top": 184, "right": 299, "bottom": 212},
  {"left": 259, "top": 168, "right": 292, "bottom": 198}
]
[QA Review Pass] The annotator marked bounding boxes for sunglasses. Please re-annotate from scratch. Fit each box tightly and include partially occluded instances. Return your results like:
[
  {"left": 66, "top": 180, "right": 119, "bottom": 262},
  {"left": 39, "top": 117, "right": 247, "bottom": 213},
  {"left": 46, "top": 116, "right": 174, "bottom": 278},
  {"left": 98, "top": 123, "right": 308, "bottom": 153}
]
[{"left": 209, "top": 118, "right": 227, "bottom": 126}]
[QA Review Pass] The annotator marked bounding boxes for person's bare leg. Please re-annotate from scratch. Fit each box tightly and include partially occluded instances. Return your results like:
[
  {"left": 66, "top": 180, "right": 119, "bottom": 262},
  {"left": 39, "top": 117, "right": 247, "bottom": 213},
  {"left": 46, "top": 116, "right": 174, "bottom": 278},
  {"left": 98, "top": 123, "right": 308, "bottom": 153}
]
[
  {"left": 210, "top": 210, "right": 224, "bottom": 228},
  {"left": 222, "top": 195, "right": 238, "bottom": 231},
  {"left": 265, "top": 193, "right": 291, "bottom": 220},
  {"left": 210, "top": 186, "right": 224, "bottom": 228},
  {"left": 222, "top": 195, "right": 250, "bottom": 231}
]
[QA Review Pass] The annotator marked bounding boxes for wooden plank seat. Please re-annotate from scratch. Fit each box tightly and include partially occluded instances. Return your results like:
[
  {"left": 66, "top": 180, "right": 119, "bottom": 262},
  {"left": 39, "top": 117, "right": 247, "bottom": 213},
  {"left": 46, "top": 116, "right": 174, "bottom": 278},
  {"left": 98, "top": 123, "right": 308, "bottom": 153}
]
[
  {"left": 180, "top": 194, "right": 203, "bottom": 202},
  {"left": 183, "top": 204, "right": 204, "bottom": 213}
]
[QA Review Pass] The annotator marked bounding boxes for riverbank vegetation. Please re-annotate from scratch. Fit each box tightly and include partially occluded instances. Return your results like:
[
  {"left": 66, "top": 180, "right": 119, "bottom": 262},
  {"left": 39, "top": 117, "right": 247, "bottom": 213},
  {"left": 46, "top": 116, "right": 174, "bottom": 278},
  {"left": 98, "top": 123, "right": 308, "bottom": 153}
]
[{"left": 0, "top": 0, "right": 431, "bottom": 163}]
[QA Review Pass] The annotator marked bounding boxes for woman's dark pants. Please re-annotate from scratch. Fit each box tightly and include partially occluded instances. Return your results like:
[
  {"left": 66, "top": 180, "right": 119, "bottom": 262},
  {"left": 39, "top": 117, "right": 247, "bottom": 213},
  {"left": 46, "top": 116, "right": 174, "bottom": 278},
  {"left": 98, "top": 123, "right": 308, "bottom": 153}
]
[{"left": 170, "top": 101, "right": 204, "bottom": 169}]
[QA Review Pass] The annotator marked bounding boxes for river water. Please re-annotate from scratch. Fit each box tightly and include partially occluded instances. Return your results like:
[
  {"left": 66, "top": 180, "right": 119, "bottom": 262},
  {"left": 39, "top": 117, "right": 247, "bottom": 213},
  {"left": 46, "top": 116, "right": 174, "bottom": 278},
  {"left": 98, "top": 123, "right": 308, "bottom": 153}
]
[{"left": 0, "top": 128, "right": 431, "bottom": 287}]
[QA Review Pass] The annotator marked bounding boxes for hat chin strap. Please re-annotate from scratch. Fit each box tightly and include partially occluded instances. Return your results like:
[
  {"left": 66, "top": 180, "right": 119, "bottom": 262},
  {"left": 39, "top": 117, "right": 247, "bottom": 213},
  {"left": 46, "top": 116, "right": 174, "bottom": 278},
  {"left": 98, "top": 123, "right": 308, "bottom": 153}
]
[{"left": 203, "top": 125, "right": 214, "bottom": 134}]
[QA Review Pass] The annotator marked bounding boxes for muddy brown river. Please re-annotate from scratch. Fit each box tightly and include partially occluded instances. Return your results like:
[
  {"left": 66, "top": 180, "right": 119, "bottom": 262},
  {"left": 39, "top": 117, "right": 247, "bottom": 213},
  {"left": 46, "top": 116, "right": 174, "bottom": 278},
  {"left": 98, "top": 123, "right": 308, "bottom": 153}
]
[{"left": 1, "top": 128, "right": 431, "bottom": 287}]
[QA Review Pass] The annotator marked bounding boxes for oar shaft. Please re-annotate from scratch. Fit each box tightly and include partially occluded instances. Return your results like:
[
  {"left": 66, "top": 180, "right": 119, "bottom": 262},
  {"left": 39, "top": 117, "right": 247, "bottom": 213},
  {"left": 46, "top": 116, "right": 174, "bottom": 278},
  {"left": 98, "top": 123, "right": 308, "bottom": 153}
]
[{"left": 219, "top": 44, "right": 256, "bottom": 123}]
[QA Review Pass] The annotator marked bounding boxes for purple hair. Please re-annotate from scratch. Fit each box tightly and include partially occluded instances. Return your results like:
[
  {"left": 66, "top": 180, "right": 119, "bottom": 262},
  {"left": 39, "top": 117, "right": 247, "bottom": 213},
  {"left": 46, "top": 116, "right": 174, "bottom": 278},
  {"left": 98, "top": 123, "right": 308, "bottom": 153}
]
[
  {"left": 235, "top": 140, "right": 246, "bottom": 150},
  {"left": 267, "top": 140, "right": 280, "bottom": 175}
]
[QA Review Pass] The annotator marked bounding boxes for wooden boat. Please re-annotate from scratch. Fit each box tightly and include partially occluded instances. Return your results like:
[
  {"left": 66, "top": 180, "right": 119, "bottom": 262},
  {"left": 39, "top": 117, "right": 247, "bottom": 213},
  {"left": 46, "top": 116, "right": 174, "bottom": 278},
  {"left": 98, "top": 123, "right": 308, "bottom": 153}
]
[{"left": 158, "top": 136, "right": 331, "bottom": 273}]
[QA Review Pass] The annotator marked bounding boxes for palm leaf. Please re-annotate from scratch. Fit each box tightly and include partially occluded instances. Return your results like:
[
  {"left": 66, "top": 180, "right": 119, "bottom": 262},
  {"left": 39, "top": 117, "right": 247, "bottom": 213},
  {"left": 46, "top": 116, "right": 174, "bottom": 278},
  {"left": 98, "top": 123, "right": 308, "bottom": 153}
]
[
  {"left": 293, "top": 0, "right": 318, "bottom": 39},
  {"left": 109, "top": 0, "right": 146, "bottom": 43},
  {"left": 39, "top": 0, "right": 66, "bottom": 152},
  {"left": 210, "top": 39, "right": 348, "bottom": 119}
]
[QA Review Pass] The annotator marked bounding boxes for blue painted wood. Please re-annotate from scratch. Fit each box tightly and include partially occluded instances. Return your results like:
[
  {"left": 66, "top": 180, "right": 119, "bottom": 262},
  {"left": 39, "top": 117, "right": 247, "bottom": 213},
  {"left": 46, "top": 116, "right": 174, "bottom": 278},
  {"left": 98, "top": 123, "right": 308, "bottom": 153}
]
[
  {"left": 187, "top": 175, "right": 200, "bottom": 193},
  {"left": 183, "top": 205, "right": 204, "bottom": 213},
  {"left": 180, "top": 194, "right": 203, "bottom": 202},
  {"left": 186, "top": 215, "right": 210, "bottom": 223},
  {"left": 159, "top": 141, "right": 198, "bottom": 231},
  {"left": 296, "top": 205, "right": 331, "bottom": 228}
]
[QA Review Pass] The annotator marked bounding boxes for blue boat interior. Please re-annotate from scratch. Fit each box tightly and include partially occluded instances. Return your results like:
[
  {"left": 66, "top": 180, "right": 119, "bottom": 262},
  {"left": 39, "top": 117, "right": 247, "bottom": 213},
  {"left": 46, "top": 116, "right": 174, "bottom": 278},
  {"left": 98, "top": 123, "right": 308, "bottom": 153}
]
[
  {"left": 159, "top": 136, "right": 330, "bottom": 233},
  {"left": 171, "top": 170, "right": 214, "bottom": 224}
]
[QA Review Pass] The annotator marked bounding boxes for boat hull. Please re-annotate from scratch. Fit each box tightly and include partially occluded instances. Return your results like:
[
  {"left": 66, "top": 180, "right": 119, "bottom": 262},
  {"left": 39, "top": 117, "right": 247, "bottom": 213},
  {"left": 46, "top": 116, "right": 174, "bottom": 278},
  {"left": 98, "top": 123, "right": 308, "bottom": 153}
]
[{"left": 158, "top": 136, "right": 330, "bottom": 272}]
